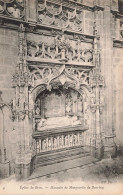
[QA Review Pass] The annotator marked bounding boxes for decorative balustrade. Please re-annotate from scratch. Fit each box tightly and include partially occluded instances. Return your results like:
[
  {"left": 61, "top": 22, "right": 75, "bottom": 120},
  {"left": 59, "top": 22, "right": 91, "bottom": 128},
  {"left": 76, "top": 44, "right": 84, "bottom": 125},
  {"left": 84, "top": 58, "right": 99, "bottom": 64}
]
[{"left": 35, "top": 131, "right": 91, "bottom": 154}]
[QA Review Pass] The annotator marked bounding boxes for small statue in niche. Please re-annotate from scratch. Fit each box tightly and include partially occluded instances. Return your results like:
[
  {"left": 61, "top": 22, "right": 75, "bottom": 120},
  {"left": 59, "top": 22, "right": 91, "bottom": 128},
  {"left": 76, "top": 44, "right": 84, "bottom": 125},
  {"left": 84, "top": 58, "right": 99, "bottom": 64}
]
[
  {"left": 48, "top": 139, "right": 52, "bottom": 150},
  {"left": 35, "top": 106, "right": 40, "bottom": 115},
  {"left": 79, "top": 134, "right": 82, "bottom": 144},
  {"left": 35, "top": 99, "right": 40, "bottom": 115},
  {"left": 36, "top": 141, "right": 40, "bottom": 153},
  {"left": 65, "top": 135, "right": 69, "bottom": 147},
  {"left": 42, "top": 139, "right": 47, "bottom": 151},
  {"left": 66, "top": 99, "right": 72, "bottom": 113},
  {"left": 65, "top": 93, "right": 73, "bottom": 113},
  {"left": 90, "top": 93, "right": 96, "bottom": 104},
  {"left": 77, "top": 94, "right": 83, "bottom": 113},
  {"left": 46, "top": 139, "right": 49, "bottom": 151},
  {"left": 73, "top": 134, "right": 78, "bottom": 145},
  {"left": 77, "top": 133, "right": 80, "bottom": 145},
  {"left": 69, "top": 135, "right": 73, "bottom": 146},
  {"left": 53, "top": 137, "right": 57, "bottom": 149},
  {"left": 59, "top": 136, "right": 63, "bottom": 148}
]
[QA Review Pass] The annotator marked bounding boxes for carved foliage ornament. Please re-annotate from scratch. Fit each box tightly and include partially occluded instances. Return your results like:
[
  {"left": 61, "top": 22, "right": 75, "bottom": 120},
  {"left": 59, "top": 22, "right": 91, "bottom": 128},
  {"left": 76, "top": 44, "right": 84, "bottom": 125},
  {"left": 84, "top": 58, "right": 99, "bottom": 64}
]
[
  {"left": 90, "top": 68, "right": 104, "bottom": 87},
  {"left": 89, "top": 68, "right": 105, "bottom": 113},
  {"left": 27, "top": 35, "right": 93, "bottom": 63},
  {"left": 12, "top": 69, "right": 33, "bottom": 87},
  {"left": 0, "top": 0, "right": 24, "bottom": 19},
  {"left": 11, "top": 109, "right": 33, "bottom": 121},
  {"left": 38, "top": 0, "right": 83, "bottom": 32}
]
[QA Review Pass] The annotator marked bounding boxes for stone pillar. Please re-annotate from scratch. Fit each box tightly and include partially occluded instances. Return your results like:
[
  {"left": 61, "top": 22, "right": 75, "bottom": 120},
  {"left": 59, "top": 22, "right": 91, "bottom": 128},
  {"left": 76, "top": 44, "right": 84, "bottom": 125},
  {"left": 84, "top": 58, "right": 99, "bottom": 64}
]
[
  {"left": 15, "top": 113, "right": 33, "bottom": 181},
  {"left": 89, "top": 6, "right": 104, "bottom": 159},
  {"left": 90, "top": 84, "right": 104, "bottom": 160},
  {"left": 12, "top": 24, "right": 34, "bottom": 180},
  {"left": 100, "top": 0, "right": 117, "bottom": 158}
]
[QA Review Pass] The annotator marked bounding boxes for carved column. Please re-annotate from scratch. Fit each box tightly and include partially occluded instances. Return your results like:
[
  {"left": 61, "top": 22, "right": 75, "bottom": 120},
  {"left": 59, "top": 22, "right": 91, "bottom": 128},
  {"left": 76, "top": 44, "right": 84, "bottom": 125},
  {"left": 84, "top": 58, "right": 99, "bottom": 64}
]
[
  {"left": 90, "top": 68, "right": 104, "bottom": 159},
  {"left": 12, "top": 24, "right": 33, "bottom": 180},
  {"left": 0, "top": 92, "right": 10, "bottom": 178}
]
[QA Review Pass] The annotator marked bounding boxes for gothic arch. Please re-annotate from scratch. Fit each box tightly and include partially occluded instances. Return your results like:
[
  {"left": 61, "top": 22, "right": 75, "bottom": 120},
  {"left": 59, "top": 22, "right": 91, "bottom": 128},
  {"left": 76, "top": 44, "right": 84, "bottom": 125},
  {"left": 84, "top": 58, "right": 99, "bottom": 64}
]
[{"left": 29, "top": 81, "right": 91, "bottom": 106}]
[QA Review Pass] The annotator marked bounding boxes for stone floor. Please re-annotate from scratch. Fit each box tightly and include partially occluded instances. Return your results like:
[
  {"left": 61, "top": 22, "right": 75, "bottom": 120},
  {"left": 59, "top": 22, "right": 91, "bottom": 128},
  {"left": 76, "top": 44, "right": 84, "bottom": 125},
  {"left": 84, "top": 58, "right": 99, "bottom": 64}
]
[
  {"left": 29, "top": 154, "right": 98, "bottom": 180},
  {"left": 31, "top": 156, "right": 123, "bottom": 183},
  {"left": 0, "top": 156, "right": 123, "bottom": 195},
  {"left": 0, "top": 155, "right": 123, "bottom": 184}
]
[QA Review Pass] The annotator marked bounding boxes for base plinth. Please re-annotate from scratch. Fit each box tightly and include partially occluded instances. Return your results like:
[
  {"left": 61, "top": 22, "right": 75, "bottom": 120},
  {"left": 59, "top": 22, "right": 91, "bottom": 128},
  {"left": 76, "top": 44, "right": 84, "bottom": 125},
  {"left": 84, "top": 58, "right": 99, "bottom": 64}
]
[
  {"left": 0, "top": 161, "right": 10, "bottom": 178},
  {"left": 15, "top": 163, "right": 31, "bottom": 181},
  {"left": 103, "top": 134, "right": 117, "bottom": 158},
  {"left": 104, "top": 145, "right": 117, "bottom": 158}
]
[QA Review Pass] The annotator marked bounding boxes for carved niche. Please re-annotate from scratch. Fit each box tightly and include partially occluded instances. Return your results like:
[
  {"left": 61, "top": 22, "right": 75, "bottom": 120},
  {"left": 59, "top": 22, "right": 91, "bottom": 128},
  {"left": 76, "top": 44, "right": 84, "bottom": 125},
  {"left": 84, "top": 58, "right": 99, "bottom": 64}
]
[{"left": 34, "top": 86, "right": 87, "bottom": 131}]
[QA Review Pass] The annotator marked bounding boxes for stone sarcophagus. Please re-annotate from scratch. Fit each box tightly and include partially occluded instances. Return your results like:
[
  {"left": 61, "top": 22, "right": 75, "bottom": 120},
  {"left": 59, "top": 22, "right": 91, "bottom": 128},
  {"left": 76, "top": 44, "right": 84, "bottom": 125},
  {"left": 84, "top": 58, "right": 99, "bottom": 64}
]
[{"left": 33, "top": 87, "right": 89, "bottom": 154}]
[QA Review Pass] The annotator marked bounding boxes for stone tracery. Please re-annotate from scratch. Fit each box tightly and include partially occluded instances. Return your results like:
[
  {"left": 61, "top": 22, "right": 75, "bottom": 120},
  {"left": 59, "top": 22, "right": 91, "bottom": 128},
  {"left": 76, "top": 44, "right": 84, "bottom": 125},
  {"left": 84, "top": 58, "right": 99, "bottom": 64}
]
[
  {"left": 0, "top": 0, "right": 24, "bottom": 19},
  {"left": 27, "top": 35, "right": 93, "bottom": 64},
  {"left": 38, "top": 0, "right": 83, "bottom": 32}
]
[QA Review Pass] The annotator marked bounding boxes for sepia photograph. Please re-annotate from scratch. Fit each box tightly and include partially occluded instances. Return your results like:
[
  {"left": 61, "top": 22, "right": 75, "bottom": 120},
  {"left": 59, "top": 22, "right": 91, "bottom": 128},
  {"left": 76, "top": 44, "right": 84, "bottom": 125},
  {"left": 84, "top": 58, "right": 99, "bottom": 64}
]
[{"left": 0, "top": 0, "right": 123, "bottom": 194}]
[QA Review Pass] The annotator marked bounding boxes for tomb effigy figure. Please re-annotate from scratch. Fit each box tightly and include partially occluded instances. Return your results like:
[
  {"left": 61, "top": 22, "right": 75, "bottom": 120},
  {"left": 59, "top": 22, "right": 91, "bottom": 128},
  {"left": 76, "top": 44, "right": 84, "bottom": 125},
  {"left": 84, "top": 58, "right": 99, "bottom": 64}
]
[{"left": 37, "top": 115, "right": 82, "bottom": 131}]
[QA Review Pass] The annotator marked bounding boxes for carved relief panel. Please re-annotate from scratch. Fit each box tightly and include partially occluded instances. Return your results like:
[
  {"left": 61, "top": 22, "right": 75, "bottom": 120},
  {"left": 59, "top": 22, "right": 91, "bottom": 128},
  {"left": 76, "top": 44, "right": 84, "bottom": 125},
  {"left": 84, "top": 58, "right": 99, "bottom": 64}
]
[{"left": 0, "top": 0, "right": 25, "bottom": 19}]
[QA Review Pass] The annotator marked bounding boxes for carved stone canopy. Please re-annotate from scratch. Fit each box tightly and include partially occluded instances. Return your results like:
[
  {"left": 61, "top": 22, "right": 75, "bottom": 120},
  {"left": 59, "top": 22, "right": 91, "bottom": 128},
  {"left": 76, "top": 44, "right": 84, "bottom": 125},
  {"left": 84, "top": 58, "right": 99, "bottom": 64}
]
[{"left": 29, "top": 65, "right": 91, "bottom": 93}]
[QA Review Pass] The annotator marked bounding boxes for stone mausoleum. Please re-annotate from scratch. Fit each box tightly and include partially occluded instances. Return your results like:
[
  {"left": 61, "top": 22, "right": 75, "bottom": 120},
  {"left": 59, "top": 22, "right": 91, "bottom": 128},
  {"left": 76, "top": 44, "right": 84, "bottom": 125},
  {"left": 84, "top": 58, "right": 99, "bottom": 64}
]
[{"left": 0, "top": 0, "right": 123, "bottom": 180}]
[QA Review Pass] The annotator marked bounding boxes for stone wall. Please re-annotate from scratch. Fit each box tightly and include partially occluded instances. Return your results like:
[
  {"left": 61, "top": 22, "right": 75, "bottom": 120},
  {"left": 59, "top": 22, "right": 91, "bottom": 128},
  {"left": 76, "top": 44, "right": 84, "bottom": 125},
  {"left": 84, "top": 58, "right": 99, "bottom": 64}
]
[
  {"left": 0, "top": 28, "right": 18, "bottom": 102},
  {"left": 0, "top": 28, "right": 18, "bottom": 174},
  {"left": 113, "top": 47, "right": 123, "bottom": 148}
]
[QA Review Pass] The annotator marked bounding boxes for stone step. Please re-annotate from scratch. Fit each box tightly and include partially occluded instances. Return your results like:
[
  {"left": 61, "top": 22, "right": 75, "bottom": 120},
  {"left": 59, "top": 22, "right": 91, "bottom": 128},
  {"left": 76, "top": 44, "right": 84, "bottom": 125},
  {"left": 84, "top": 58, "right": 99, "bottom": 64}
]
[
  {"left": 34, "top": 146, "right": 89, "bottom": 167},
  {"left": 29, "top": 155, "right": 98, "bottom": 180}
]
